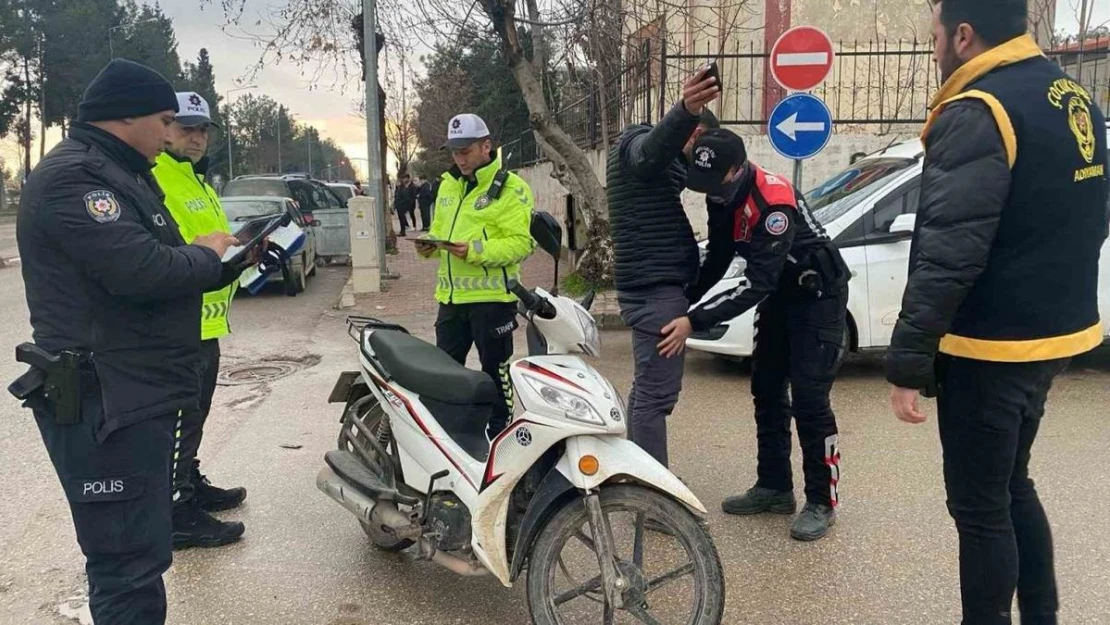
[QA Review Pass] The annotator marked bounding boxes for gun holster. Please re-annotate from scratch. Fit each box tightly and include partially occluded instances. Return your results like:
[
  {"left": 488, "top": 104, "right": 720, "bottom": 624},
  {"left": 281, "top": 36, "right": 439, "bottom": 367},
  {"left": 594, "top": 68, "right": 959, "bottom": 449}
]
[{"left": 8, "top": 343, "right": 89, "bottom": 424}]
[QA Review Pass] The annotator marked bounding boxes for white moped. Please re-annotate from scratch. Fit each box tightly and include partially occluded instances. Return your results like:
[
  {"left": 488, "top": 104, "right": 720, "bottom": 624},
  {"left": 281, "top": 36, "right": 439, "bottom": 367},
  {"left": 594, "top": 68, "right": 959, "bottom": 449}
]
[{"left": 318, "top": 213, "right": 725, "bottom": 624}]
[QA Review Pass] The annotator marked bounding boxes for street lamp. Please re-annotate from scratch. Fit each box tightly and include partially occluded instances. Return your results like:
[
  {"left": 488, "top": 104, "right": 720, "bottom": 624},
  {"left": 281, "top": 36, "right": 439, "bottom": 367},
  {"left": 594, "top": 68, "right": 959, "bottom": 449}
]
[
  {"left": 108, "top": 18, "right": 160, "bottom": 59},
  {"left": 225, "top": 85, "right": 257, "bottom": 180}
]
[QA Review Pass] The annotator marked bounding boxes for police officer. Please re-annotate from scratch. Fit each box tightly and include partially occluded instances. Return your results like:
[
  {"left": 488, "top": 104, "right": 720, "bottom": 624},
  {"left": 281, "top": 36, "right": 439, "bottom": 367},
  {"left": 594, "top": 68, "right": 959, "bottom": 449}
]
[
  {"left": 153, "top": 92, "right": 247, "bottom": 550},
  {"left": 415, "top": 113, "right": 536, "bottom": 438},
  {"left": 657, "top": 128, "right": 850, "bottom": 541},
  {"left": 15, "top": 59, "right": 241, "bottom": 624},
  {"left": 887, "top": 1, "right": 1108, "bottom": 622}
]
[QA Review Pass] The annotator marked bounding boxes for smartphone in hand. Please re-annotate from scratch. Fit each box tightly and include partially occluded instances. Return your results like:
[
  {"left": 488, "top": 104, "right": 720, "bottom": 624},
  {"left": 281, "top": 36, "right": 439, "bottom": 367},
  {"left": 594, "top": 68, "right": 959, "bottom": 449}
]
[{"left": 704, "top": 59, "right": 721, "bottom": 90}]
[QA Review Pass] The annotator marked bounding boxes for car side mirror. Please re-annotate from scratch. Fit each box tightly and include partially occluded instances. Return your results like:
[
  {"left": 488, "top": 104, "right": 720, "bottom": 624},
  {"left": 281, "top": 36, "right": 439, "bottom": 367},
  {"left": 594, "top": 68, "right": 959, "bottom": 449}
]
[{"left": 889, "top": 213, "right": 916, "bottom": 235}]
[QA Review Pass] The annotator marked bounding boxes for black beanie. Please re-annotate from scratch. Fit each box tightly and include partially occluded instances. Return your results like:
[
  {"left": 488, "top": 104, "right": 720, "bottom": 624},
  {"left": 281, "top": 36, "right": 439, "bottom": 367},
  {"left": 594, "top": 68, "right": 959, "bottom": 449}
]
[{"left": 77, "top": 59, "right": 179, "bottom": 123}]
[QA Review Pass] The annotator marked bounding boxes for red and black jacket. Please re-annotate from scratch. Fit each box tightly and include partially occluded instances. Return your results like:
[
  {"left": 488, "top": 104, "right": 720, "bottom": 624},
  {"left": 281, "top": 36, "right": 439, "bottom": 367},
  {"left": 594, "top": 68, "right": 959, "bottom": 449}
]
[{"left": 687, "top": 164, "right": 833, "bottom": 331}]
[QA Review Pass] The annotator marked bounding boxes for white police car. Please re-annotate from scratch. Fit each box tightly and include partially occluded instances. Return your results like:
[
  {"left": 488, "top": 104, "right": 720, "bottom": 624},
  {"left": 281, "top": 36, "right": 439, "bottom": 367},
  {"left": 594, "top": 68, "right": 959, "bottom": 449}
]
[{"left": 687, "top": 129, "right": 1110, "bottom": 362}]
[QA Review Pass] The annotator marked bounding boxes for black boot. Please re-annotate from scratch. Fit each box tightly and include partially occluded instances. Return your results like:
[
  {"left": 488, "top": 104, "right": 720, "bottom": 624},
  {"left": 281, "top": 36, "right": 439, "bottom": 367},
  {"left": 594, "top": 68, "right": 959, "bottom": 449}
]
[
  {"left": 172, "top": 501, "right": 245, "bottom": 550},
  {"left": 192, "top": 465, "right": 246, "bottom": 512},
  {"left": 721, "top": 486, "right": 797, "bottom": 516}
]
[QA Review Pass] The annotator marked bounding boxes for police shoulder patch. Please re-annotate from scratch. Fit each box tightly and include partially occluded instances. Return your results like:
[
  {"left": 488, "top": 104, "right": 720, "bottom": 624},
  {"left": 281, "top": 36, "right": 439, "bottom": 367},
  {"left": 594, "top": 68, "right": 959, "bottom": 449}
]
[
  {"left": 765, "top": 211, "right": 790, "bottom": 236},
  {"left": 84, "top": 190, "right": 121, "bottom": 223}
]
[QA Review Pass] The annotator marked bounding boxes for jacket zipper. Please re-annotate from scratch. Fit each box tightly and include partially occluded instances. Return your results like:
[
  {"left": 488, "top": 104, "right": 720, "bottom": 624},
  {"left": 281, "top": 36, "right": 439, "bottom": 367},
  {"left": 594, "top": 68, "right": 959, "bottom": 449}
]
[{"left": 446, "top": 182, "right": 467, "bottom": 304}]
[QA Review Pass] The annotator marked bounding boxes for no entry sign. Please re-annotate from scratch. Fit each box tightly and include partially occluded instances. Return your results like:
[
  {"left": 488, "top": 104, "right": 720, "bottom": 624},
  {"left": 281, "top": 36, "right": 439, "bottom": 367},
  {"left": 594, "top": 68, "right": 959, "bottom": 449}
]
[{"left": 770, "top": 26, "right": 835, "bottom": 92}]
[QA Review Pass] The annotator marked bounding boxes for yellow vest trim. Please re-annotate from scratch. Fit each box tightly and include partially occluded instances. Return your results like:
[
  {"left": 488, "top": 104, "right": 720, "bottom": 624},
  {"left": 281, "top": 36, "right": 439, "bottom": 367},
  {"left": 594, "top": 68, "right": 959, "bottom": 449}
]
[
  {"left": 927, "top": 34, "right": 1044, "bottom": 110},
  {"left": 939, "top": 322, "right": 1103, "bottom": 362},
  {"left": 923, "top": 91, "right": 1018, "bottom": 168}
]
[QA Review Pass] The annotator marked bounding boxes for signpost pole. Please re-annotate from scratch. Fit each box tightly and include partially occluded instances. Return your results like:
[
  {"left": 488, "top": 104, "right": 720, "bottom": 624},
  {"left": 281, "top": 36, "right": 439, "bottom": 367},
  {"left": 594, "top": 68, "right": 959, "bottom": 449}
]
[{"left": 792, "top": 159, "right": 804, "bottom": 190}]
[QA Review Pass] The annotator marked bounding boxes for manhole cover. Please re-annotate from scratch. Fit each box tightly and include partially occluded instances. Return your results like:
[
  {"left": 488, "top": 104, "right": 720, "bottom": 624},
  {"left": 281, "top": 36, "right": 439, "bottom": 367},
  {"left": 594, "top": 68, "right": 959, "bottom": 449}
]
[{"left": 218, "top": 360, "right": 303, "bottom": 386}]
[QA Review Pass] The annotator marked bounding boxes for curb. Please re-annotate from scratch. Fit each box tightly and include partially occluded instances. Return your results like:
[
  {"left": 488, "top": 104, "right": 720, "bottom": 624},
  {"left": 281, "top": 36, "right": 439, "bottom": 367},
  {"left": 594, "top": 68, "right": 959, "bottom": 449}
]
[{"left": 593, "top": 312, "right": 627, "bottom": 330}]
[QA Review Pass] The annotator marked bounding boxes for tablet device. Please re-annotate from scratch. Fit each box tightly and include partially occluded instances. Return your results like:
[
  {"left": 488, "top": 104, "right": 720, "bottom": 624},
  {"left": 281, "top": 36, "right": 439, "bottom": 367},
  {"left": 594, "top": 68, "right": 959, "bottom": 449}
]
[
  {"left": 409, "top": 237, "right": 453, "bottom": 246},
  {"left": 222, "top": 214, "right": 291, "bottom": 266}
]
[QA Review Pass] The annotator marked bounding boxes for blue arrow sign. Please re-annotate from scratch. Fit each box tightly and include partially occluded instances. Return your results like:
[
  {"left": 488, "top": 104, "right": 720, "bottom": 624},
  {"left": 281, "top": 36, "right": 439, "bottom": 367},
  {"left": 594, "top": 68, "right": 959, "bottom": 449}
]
[{"left": 768, "top": 93, "right": 833, "bottom": 160}]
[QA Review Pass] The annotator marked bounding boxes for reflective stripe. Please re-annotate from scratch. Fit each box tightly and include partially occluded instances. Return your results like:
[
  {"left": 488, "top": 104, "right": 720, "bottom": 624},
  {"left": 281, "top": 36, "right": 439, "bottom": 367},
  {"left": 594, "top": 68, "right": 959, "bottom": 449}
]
[
  {"left": 202, "top": 302, "right": 230, "bottom": 321},
  {"left": 441, "top": 273, "right": 520, "bottom": 292},
  {"left": 939, "top": 322, "right": 1103, "bottom": 362}
]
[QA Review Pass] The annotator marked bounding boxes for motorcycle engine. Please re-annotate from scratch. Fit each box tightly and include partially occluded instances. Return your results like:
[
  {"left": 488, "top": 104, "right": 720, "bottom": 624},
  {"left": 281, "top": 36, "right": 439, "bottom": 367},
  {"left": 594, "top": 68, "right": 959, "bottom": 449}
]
[{"left": 425, "top": 493, "right": 472, "bottom": 552}]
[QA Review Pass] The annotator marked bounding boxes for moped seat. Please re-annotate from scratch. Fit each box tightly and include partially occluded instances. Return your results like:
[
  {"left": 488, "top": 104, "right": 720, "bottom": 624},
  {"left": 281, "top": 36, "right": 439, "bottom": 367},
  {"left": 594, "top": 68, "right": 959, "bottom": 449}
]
[{"left": 367, "top": 330, "right": 497, "bottom": 406}]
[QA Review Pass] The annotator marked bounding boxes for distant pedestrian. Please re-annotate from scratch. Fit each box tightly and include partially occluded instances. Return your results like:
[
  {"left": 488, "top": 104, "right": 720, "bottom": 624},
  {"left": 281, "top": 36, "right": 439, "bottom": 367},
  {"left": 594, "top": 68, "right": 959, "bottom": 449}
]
[
  {"left": 416, "top": 176, "right": 435, "bottom": 231},
  {"left": 887, "top": 2, "right": 1108, "bottom": 623},
  {"left": 393, "top": 173, "right": 418, "bottom": 236}
]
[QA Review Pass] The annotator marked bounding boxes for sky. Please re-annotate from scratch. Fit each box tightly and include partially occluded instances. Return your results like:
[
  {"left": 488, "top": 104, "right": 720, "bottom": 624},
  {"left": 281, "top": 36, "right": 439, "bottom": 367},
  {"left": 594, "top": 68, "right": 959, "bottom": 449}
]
[{"left": 2, "top": 0, "right": 1108, "bottom": 178}]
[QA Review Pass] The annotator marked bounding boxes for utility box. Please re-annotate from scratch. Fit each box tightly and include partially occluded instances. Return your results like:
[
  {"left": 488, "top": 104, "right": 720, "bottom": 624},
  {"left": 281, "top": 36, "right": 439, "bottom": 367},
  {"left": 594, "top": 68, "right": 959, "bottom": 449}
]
[{"left": 348, "top": 196, "right": 381, "bottom": 293}]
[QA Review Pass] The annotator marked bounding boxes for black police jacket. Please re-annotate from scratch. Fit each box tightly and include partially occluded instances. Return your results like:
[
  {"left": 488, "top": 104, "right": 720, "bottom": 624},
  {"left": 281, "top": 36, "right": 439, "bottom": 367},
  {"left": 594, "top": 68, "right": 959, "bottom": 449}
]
[
  {"left": 686, "top": 164, "right": 837, "bottom": 331},
  {"left": 18, "top": 123, "right": 226, "bottom": 440},
  {"left": 607, "top": 102, "right": 703, "bottom": 292},
  {"left": 886, "top": 35, "right": 1109, "bottom": 392}
]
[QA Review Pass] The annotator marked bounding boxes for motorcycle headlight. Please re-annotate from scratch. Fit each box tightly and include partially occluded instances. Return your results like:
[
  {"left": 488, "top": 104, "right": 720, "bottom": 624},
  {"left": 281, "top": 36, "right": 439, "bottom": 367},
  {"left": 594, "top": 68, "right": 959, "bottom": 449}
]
[
  {"left": 575, "top": 308, "right": 602, "bottom": 357},
  {"left": 523, "top": 375, "right": 605, "bottom": 426},
  {"left": 723, "top": 256, "right": 746, "bottom": 280}
]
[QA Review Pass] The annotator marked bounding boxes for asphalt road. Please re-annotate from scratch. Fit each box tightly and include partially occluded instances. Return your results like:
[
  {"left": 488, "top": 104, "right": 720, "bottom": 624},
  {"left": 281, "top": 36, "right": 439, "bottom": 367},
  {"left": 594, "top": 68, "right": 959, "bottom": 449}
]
[{"left": 1, "top": 263, "right": 1109, "bottom": 625}]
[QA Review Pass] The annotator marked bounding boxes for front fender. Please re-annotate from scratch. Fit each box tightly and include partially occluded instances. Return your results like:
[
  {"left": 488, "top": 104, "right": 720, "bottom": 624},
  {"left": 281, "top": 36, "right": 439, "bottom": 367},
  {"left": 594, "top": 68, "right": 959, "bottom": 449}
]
[{"left": 558, "top": 436, "right": 707, "bottom": 514}]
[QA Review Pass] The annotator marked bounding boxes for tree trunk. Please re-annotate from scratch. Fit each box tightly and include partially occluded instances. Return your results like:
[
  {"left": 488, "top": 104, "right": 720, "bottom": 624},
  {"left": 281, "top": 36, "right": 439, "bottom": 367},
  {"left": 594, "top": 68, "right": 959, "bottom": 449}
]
[{"left": 488, "top": 1, "right": 614, "bottom": 285}]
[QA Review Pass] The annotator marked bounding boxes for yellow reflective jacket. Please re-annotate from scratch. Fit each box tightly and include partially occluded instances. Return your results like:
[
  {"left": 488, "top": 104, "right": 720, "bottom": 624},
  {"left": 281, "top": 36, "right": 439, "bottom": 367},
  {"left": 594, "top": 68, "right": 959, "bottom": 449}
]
[
  {"left": 152, "top": 152, "right": 236, "bottom": 340},
  {"left": 426, "top": 153, "right": 535, "bottom": 304}
]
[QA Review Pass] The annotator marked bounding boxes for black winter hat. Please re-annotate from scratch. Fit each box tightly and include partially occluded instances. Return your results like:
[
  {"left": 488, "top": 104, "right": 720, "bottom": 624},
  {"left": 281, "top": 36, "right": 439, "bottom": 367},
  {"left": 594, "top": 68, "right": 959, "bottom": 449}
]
[{"left": 77, "top": 59, "right": 179, "bottom": 123}]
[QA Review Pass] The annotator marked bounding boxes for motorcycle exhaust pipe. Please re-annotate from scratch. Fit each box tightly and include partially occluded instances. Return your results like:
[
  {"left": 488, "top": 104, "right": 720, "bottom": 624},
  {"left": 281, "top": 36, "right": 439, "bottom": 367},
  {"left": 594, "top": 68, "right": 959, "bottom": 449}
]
[
  {"left": 318, "top": 466, "right": 489, "bottom": 577},
  {"left": 315, "top": 466, "right": 412, "bottom": 530}
]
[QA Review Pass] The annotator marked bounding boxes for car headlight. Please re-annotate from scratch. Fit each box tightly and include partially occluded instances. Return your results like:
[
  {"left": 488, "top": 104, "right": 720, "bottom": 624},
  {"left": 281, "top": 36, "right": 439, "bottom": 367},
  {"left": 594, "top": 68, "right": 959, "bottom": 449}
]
[
  {"left": 575, "top": 308, "right": 602, "bottom": 357},
  {"left": 723, "top": 256, "right": 745, "bottom": 280},
  {"left": 523, "top": 375, "right": 605, "bottom": 426}
]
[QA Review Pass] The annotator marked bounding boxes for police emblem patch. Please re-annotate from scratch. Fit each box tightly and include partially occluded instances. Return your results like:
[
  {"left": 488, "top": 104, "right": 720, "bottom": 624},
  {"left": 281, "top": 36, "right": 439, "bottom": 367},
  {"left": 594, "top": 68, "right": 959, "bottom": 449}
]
[
  {"left": 1067, "top": 96, "right": 1096, "bottom": 164},
  {"left": 84, "top": 190, "right": 121, "bottom": 223},
  {"left": 474, "top": 196, "right": 491, "bottom": 210},
  {"left": 766, "top": 211, "right": 789, "bottom": 236}
]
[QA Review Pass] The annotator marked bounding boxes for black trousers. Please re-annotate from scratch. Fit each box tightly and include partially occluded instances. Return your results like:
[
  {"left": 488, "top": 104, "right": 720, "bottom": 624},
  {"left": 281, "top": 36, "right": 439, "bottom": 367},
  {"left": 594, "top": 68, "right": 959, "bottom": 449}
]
[
  {"left": 435, "top": 302, "right": 517, "bottom": 436},
  {"left": 32, "top": 385, "right": 175, "bottom": 625},
  {"left": 937, "top": 355, "right": 1069, "bottom": 625},
  {"left": 418, "top": 204, "right": 431, "bottom": 230},
  {"left": 173, "top": 339, "right": 220, "bottom": 506},
  {"left": 750, "top": 288, "right": 847, "bottom": 507},
  {"left": 397, "top": 207, "right": 415, "bottom": 234}
]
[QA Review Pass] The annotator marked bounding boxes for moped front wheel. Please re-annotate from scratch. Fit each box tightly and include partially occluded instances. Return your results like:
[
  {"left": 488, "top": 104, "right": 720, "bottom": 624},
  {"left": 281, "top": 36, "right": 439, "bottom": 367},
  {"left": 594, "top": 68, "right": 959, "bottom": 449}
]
[{"left": 526, "top": 485, "right": 724, "bottom": 625}]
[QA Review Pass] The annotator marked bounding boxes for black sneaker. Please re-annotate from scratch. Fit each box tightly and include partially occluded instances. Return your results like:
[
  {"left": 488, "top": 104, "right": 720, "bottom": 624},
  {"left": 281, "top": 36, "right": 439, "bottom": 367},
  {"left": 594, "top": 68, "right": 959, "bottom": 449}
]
[
  {"left": 172, "top": 502, "right": 245, "bottom": 550},
  {"left": 192, "top": 468, "right": 246, "bottom": 512},
  {"left": 790, "top": 502, "right": 836, "bottom": 542},
  {"left": 721, "top": 486, "right": 797, "bottom": 516}
]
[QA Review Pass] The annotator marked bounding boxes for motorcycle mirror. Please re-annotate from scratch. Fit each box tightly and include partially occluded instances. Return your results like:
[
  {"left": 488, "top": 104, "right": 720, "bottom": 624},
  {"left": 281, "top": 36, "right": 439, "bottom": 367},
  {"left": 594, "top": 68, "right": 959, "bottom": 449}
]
[
  {"left": 580, "top": 290, "right": 595, "bottom": 312},
  {"left": 530, "top": 211, "right": 563, "bottom": 259}
]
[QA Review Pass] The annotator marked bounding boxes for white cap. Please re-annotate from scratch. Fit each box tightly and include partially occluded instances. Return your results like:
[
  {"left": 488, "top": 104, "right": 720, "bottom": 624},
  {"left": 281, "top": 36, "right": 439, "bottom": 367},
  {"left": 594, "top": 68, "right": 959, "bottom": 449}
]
[
  {"left": 174, "top": 92, "right": 220, "bottom": 128},
  {"left": 444, "top": 113, "right": 490, "bottom": 149}
]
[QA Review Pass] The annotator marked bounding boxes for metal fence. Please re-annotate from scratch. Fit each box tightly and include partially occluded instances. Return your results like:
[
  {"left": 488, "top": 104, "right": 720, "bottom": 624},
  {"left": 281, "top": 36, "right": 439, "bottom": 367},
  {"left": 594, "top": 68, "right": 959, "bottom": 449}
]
[{"left": 503, "top": 35, "right": 1110, "bottom": 170}]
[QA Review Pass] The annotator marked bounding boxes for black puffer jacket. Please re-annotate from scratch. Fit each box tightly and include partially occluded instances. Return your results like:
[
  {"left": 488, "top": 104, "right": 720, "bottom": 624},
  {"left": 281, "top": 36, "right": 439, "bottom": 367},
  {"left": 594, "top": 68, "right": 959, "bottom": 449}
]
[{"left": 607, "top": 103, "right": 702, "bottom": 292}]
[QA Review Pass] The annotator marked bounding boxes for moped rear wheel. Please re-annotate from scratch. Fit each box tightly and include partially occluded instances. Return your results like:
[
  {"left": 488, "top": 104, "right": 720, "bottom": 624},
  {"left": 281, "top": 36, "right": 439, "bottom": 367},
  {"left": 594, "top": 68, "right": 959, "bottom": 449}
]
[
  {"left": 338, "top": 395, "right": 415, "bottom": 552},
  {"left": 527, "top": 485, "right": 724, "bottom": 625}
]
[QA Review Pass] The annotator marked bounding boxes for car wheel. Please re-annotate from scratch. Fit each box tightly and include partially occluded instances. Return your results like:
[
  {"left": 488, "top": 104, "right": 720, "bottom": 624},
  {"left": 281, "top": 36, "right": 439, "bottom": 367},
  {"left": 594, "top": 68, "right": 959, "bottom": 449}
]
[{"left": 290, "top": 258, "right": 307, "bottom": 294}]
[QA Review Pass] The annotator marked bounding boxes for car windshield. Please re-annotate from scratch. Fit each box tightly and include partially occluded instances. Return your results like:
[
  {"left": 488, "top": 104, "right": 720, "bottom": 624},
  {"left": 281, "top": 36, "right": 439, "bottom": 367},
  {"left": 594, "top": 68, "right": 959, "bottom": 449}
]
[
  {"left": 222, "top": 178, "right": 288, "bottom": 198},
  {"left": 329, "top": 186, "right": 354, "bottom": 201},
  {"left": 222, "top": 199, "right": 285, "bottom": 222},
  {"left": 805, "top": 157, "right": 918, "bottom": 226}
]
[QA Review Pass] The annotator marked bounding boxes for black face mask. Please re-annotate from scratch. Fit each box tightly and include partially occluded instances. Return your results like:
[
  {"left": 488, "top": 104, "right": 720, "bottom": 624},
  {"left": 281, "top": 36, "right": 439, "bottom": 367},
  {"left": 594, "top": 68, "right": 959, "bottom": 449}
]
[{"left": 706, "top": 162, "right": 752, "bottom": 205}]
